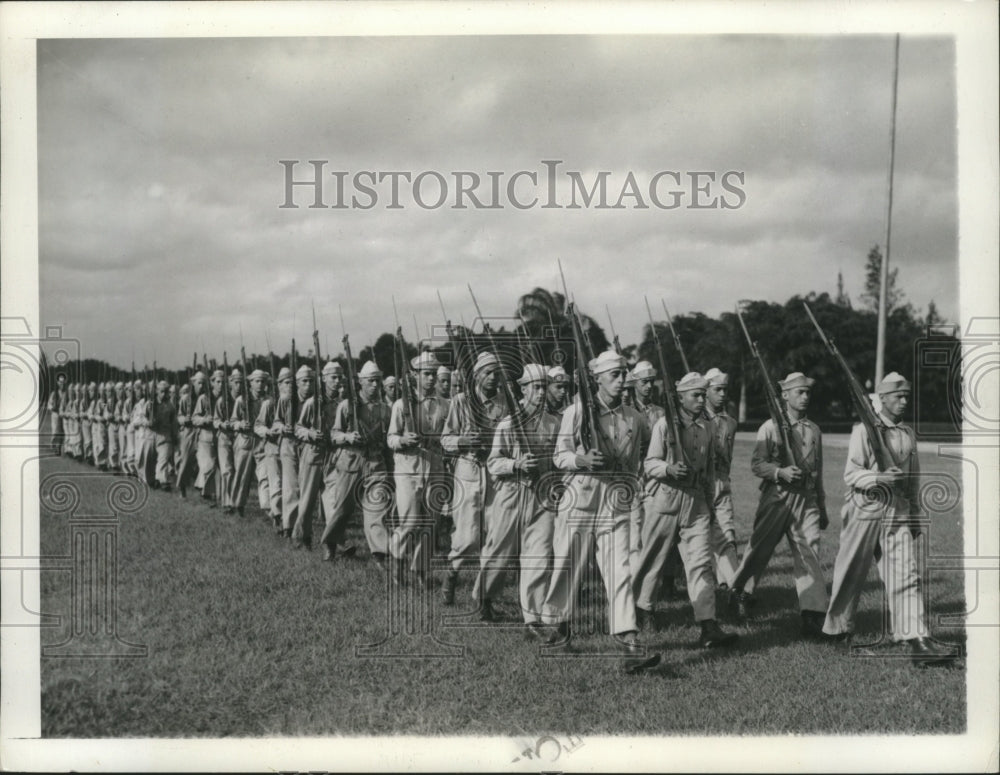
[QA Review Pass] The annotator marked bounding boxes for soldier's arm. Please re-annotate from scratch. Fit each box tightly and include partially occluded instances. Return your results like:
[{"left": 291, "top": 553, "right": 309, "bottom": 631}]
[
  {"left": 643, "top": 418, "right": 670, "bottom": 480},
  {"left": 330, "top": 400, "right": 351, "bottom": 445},
  {"left": 386, "top": 400, "right": 405, "bottom": 451},
  {"left": 905, "top": 428, "right": 923, "bottom": 516},
  {"left": 750, "top": 421, "right": 780, "bottom": 482},
  {"left": 843, "top": 423, "right": 879, "bottom": 492},
  {"left": 440, "top": 396, "right": 465, "bottom": 453},
  {"left": 486, "top": 418, "right": 517, "bottom": 477}
]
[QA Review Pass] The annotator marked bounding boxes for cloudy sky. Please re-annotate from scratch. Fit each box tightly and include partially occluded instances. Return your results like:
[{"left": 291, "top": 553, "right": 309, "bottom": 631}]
[{"left": 38, "top": 34, "right": 957, "bottom": 370}]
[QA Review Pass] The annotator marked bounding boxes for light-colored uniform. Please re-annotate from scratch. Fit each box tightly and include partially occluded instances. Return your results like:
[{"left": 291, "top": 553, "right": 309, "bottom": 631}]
[
  {"left": 121, "top": 390, "right": 135, "bottom": 473},
  {"left": 150, "top": 394, "right": 178, "bottom": 486},
  {"left": 387, "top": 392, "right": 449, "bottom": 572},
  {"left": 293, "top": 392, "right": 327, "bottom": 545},
  {"left": 731, "top": 418, "right": 829, "bottom": 614},
  {"left": 230, "top": 391, "right": 261, "bottom": 511},
  {"left": 823, "top": 417, "right": 927, "bottom": 640},
  {"left": 80, "top": 391, "right": 94, "bottom": 461},
  {"left": 214, "top": 392, "right": 237, "bottom": 508},
  {"left": 630, "top": 397, "right": 664, "bottom": 570},
  {"left": 254, "top": 397, "right": 283, "bottom": 522},
  {"left": 91, "top": 392, "right": 109, "bottom": 467},
  {"left": 106, "top": 390, "right": 121, "bottom": 470},
  {"left": 47, "top": 385, "right": 65, "bottom": 454},
  {"left": 322, "top": 395, "right": 393, "bottom": 556},
  {"left": 192, "top": 391, "right": 217, "bottom": 498},
  {"left": 541, "top": 397, "right": 649, "bottom": 636},
  {"left": 132, "top": 396, "right": 156, "bottom": 484},
  {"left": 705, "top": 405, "right": 740, "bottom": 586},
  {"left": 633, "top": 412, "right": 719, "bottom": 620},
  {"left": 473, "top": 403, "right": 561, "bottom": 622},
  {"left": 441, "top": 389, "right": 506, "bottom": 573},
  {"left": 175, "top": 390, "right": 199, "bottom": 492},
  {"left": 273, "top": 394, "right": 300, "bottom": 532}
]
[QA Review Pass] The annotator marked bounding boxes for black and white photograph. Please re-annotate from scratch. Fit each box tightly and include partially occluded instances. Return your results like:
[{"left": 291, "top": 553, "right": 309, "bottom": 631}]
[{"left": 1, "top": 1, "right": 997, "bottom": 771}]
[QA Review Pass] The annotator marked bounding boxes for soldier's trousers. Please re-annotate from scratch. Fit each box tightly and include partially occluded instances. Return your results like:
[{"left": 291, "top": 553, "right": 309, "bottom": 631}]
[
  {"left": 106, "top": 423, "right": 119, "bottom": 469},
  {"left": 216, "top": 435, "right": 234, "bottom": 508},
  {"left": 136, "top": 431, "right": 156, "bottom": 485},
  {"left": 258, "top": 450, "right": 282, "bottom": 518},
  {"left": 732, "top": 491, "right": 828, "bottom": 614},
  {"left": 175, "top": 428, "right": 198, "bottom": 491},
  {"left": 294, "top": 444, "right": 323, "bottom": 544},
  {"left": 473, "top": 480, "right": 554, "bottom": 623},
  {"left": 633, "top": 488, "right": 717, "bottom": 621},
  {"left": 230, "top": 434, "right": 255, "bottom": 510},
  {"left": 389, "top": 461, "right": 443, "bottom": 573},
  {"left": 117, "top": 425, "right": 127, "bottom": 471},
  {"left": 195, "top": 432, "right": 217, "bottom": 497},
  {"left": 49, "top": 414, "right": 64, "bottom": 455},
  {"left": 320, "top": 456, "right": 391, "bottom": 555},
  {"left": 279, "top": 438, "right": 299, "bottom": 531},
  {"left": 92, "top": 423, "right": 107, "bottom": 467},
  {"left": 446, "top": 458, "right": 493, "bottom": 573},
  {"left": 541, "top": 476, "right": 638, "bottom": 636},
  {"left": 124, "top": 428, "right": 135, "bottom": 473},
  {"left": 81, "top": 419, "right": 93, "bottom": 462},
  {"left": 154, "top": 434, "right": 174, "bottom": 486},
  {"left": 824, "top": 506, "right": 926, "bottom": 640}
]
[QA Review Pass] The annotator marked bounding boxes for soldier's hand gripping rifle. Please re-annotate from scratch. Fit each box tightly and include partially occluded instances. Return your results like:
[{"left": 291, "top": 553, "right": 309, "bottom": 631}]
[
  {"left": 290, "top": 337, "right": 298, "bottom": 435},
  {"left": 151, "top": 359, "right": 159, "bottom": 425},
  {"left": 240, "top": 328, "right": 252, "bottom": 435},
  {"left": 392, "top": 296, "right": 417, "bottom": 436},
  {"left": 661, "top": 299, "right": 691, "bottom": 374},
  {"left": 468, "top": 285, "right": 532, "bottom": 453},
  {"left": 222, "top": 351, "right": 231, "bottom": 428},
  {"left": 644, "top": 296, "right": 692, "bottom": 484},
  {"left": 736, "top": 303, "right": 811, "bottom": 491},
  {"left": 803, "top": 301, "right": 900, "bottom": 472},
  {"left": 311, "top": 303, "right": 326, "bottom": 447},
  {"left": 339, "top": 306, "right": 365, "bottom": 445}
]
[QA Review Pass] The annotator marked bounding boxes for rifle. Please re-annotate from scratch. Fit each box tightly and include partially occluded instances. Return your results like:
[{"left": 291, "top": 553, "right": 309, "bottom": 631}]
[
  {"left": 437, "top": 290, "right": 468, "bottom": 385},
  {"left": 264, "top": 331, "right": 277, "bottom": 397},
  {"left": 661, "top": 299, "right": 691, "bottom": 373},
  {"left": 339, "top": 306, "right": 363, "bottom": 443},
  {"left": 557, "top": 260, "right": 604, "bottom": 452},
  {"left": 222, "top": 351, "right": 231, "bottom": 427},
  {"left": 392, "top": 296, "right": 416, "bottom": 434},
  {"left": 240, "top": 329, "right": 252, "bottom": 435},
  {"left": 736, "top": 304, "right": 811, "bottom": 487},
  {"left": 311, "top": 302, "right": 325, "bottom": 444},
  {"left": 644, "top": 296, "right": 690, "bottom": 477},
  {"left": 130, "top": 360, "right": 136, "bottom": 408},
  {"left": 605, "top": 304, "right": 623, "bottom": 356},
  {"left": 803, "top": 301, "right": 899, "bottom": 471},
  {"left": 151, "top": 359, "right": 159, "bottom": 425},
  {"left": 468, "top": 285, "right": 531, "bottom": 450},
  {"left": 290, "top": 338, "right": 298, "bottom": 434}
]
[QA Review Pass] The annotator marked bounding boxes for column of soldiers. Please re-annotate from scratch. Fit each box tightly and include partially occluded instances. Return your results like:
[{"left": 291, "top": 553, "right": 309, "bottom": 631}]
[{"left": 43, "top": 329, "right": 956, "bottom": 668}]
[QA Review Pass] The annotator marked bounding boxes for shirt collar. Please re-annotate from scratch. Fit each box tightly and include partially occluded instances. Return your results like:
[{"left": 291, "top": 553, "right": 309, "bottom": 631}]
[
  {"left": 878, "top": 412, "right": 899, "bottom": 428},
  {"left": 679, "top": 409, "right": 703, "bottom": 429},
  {"left": 595, "top": 394, "right": 625, "bottom": 417}
]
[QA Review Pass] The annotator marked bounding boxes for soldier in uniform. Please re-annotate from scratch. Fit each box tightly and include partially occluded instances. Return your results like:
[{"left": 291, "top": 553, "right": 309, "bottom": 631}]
[
  {"left": 229, "top": 367, "right": 262, "bottom": 517},
  {"left": 270, "top": 366, "right": 300, "bottom": 539},
  {"left": 382, "top": 375, "right": 398, "bottom": 407},
  {"left": 254, "top": 370, "right": 284, "bottom": 533},
  {"left": 728, "top": 372, "right": 829, "bottom": 638},
  {"left": 627, "top": 361, "right": 665, "bottom": 577},
  {"left": 436, "top": 365, "right": 452, "bottom": 400},
  {"left": 131, "top": 380, "right": 155, "bottom": 484},
  {"left": 440, "top": 351, "right": 506, "bottom": 605},
  {"left": 193, "top": 370, "right": 219, "bottom": 506},
  {"left": 214, "top": 369, "right": 240, "bottom": 514},
  {"left": 386, "top": 351, "right": 449, "bottom": 585},
  {"left": 121, "top": 381, "right": 136, "bottom": 475},
  {"left": 633, "top": 372, "right": 739, "bottom": 648},
  {"left": 300, "top": 361, "right": 342, "bottom": 558},
  {"left": 80, "top": 382, "right": 95, "bottom": 463},
  {"left": 150, "top": 380, "right": 178, "bottom": 490},
  {"left": 91, "top": 382, "right": 109, "bottom": 470},
  {"left": 245, "top": 371, "right": 274, "bottom": 520},
  {"left": 541, "top": 350, "right": 650, "bottom": 654},
  {"left": 545, "top": 365, "right": 569, "bottom": 415},
  {"left": 107, "top": 382, "right": 122, "bottom": 472},
  {"left": 63, "top": 383, "right": 78, "bottom": 458},
  {"left": 822, "top": 373, "right": 955, "bottom": 666},
  {"left": 322, "top": 360, "right": 393, "bottom": 567},
  {"left": 175, "top": 382, "right": 198, "bottom": 497},
  {"left": 48, "top": 373, "right": 67, "bottom": 455},
  {"left": 291, "top": 364, "right": 321, "bottom": 549},
  {"left": 703, "top": 367, "right": 740, "bottom": 589},
  {"left": 473, "top": 363, "right": 561, "bottom": 629}
]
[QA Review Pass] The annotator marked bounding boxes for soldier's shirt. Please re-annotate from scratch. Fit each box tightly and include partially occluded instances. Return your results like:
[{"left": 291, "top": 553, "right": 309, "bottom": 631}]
[
  {"left": 295, "top": 393, "right": 337, "bottom": 446},
  {"left": 272, "top": 394, "right": 299, "bottom": 437},
  {"left": 441, "top": 389, "right": 506, "bottom": 463},
  {"left": 387, "top": 394, "right": 448, "bottom": 455},
  {"left": 704, "top": 405, "right": 737, "bottom": 477},
  {"left": 633, "top": 398, "right": 666, "bottom": 433},
  {"left": 488, "top": 403, "right": 561, "bottom": 504},
  {"left": 333, "top": 395, "right": 391, "bottom": 459},
  {"left": 554, "top": 395, "right": 649, "bottom": 476},
  {"left": 844, "top": 413, "right": 921, "bottom": 514},
  {"left": 148, "top": 397, "right": 177, "bottom": 436},
  {"left": 751, "top": 417, "right": 824, "bottom": 500},
  {"left": 644, "top": 412, "right": 716, "bottom": 506}
]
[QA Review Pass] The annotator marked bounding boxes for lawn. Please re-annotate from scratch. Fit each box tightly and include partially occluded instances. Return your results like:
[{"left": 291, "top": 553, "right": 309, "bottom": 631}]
[{"left": 39, "top": 434, "right": 966, "bottom": 737}]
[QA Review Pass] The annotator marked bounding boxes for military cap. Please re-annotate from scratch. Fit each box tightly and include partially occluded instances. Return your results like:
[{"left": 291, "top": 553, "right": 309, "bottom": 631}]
[
  {"left": 114, "top": 381, "right": 124, "bottom": 390},
  {"left": 589, "top": 350, "right": 626, "bottom": 375},
  {"left": 631, "top": 361, "right": 657, "bottom": 381},
  {"left": 192, "top": 370, "right": 206, "bottom": 381},
  {"left": 547, "top": 365, "right": 568, "bottom": 382},
  {"left": 322, "top": 360, "right": 344, "bottom": 375},
  {"left": 472, "top": 352, "right": 498, "bottom": 375},
  {"left": 437, "top": 365, "right": 452, "bottom": 377},
  {"left": 211, "top": 369, "right": 226, "bottom": 380},
  {"left": 778, "top": 372, "right": 815, "bottom": 391},
  {"left": 704, "top": 367, "right": 729, "bottom": 387},
  {"left": 517, "top": 363, "right": 548, "bottom": 385},
  {"left": 56, "top": 372, "right": 67, "bottom": 381},
  {"left": 411, "top": 352, "right": 440, "bottom": 372},
  {"left": 248, "top": 369, "right": 266, "bottom": 381},
  {"left": 295, "top": 364, "right": 314, "bottom": 381},
  {"left": 229, "top": 368, "right": 244, "bottom": 381},
  {"left": 133, "top": 379, "right": 144, "bottom": 388},
  {"left": 676, "top": 372, "right": 709, "bottom": 392},
  {"left": 382, "top": 375, "right": 397, "bottom": 386},
  {"left": 876, "top": 371, "right": 911, "bottom": 395},
  {"left": 180, "top": 384, "right": 191, "bottom": 394},
  {"left": 277, "top": 367, "right": 293, "bottom": 382},
  {"left": 359, "top": 361, "right": 382, "bottom": 379},
  {"left": 156, "top": 380, "right": 168, "bottom": 390}
]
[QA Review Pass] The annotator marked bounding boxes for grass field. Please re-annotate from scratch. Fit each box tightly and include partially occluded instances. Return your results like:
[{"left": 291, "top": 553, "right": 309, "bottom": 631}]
[{"left": 39, "top": 435, "right": 967, "bottom": 737}]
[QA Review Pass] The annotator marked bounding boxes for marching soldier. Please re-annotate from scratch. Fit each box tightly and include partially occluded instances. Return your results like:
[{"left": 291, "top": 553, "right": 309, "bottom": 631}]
[
  {"left": 245, "top": 371, "right": 274, "bottom": 519},
  {"left": 473, "top": 363, "right": 561, "bottom": 630},
  {"left": 106, "top": 381, "right": 122, "bottom": 472},
  {"left": 386, "top": 351, "right": 449, "bottom": 585},
  {"left": 270, "top": 367, "right": 300, "bottom": 540},
  {"left": 175, "top": 382, "right": 198, "bottom": 497},
  {"left": 382, "top": 375, "right": 398, "bottom": 407},
  {"left": 229, "top": 368, "right": 262, "bottom": 517},
  {"left": 729, "top": 372, "right": 829, "bottom": 638},
  {"left": 47, "top": 373, "right": 67, "bottom": 455},
  {"left": 214, "top": 369, "right": 239, "bottom": 513},
  {"left": 131, "top": 380, "right": 155, "bottom": 484},
  {"left": 545, "top": 366, "right": 569, "bottom": 415},
  {"left": 64, "top": 383, "right": 80, "bottom": 458},
  {"left": 150, "top": 380, "right": 178, "bottom": 490},
  {"left": 254, "top": 371, "right": 284, "bottom": 533},
  {"left": 822, "top": 373, "right": 955, "bottom": 666},
  {"left": 80, "top": 382, "right": 96, "bottom": 463},
  {"left": 436, "top": 365, "right": 453, "bottom": 400},
  {"left": 627, "top": 361, "right": 665, "bottom": 575},
  {"left": 292, "top": 364, "right": 321, "bottom": 549},
  {"left": 541, "top": 350, "right": 650, "bottom": 654},
  {"left": 322, "top": 360, "right": 393, "bottom": 567},
  {"left": 633, "top": 372, "right": 738, "bottom": 648},
  {"left": 300, "top": 361, "right": 341, "bottom": 557},
  {"left": 703, "top": 367, "right": 740, "bottom": 589},
  {"left": 440, "top": 351, "right": 506, "bottom": 605},
  {"left": 91, "top": 382, "right": 109, "bottom": 470},
  {"left": 192, "top": 370, "right": 219, "bottom": 506},
  {"left": 122, "top": 381, "right": 136, "bottom": 475}
]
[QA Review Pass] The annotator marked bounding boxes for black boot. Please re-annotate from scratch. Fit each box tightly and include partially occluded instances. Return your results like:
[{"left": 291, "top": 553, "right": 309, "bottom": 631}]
[
  {"left": 441, "top": 570, "right": 458, "bottom": 605},
  {"left": 699, "top": 619, "right": 739, "bottom": 649},
  {"left": 908, "top": 637, "right": 957, "bottom": 668}
]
